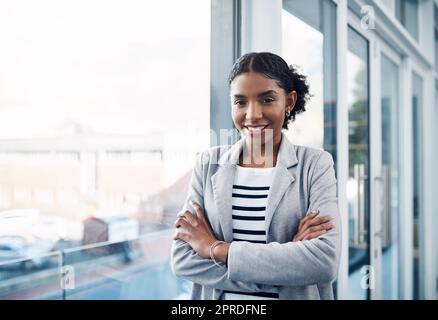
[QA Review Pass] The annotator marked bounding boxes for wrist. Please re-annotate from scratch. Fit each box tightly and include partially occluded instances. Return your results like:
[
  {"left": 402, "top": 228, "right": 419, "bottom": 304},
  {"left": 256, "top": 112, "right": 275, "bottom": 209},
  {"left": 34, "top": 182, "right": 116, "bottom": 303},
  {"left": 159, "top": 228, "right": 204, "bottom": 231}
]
[{"left": 213, "top": 242, "right": 230, "bottom": 263}]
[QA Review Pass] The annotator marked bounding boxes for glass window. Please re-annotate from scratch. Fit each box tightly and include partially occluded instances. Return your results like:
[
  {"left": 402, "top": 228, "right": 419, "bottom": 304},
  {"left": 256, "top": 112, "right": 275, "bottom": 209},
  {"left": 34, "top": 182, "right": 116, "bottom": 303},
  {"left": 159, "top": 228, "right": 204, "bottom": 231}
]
[
  {"left": 412, "top": 72, "right": 424, "bottom": 300},
  {"left": 347, "top": 27, "right": 370, "bottom": 300},
  {"left": 380, "top": 0, "right": 395, "bottom": 15},
  {"left": 380, "top": 54, "right": 400, "bottom": 300},
  {"left": 0, "top": 0, "right": 210, "bottom": 299},
  {"left": 395, "top": 0, "right": 419, "bottom": 40},
  {"left": 281, "top": 0, "right": 337, "bottom": 160}
]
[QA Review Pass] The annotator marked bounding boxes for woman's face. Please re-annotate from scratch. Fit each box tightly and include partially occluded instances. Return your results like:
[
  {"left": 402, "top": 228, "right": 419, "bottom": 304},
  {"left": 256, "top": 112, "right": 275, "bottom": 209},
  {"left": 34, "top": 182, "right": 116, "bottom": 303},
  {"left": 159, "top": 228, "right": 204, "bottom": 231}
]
[{"left": 230, "top": 72, "right": 296, "bottom": 148}]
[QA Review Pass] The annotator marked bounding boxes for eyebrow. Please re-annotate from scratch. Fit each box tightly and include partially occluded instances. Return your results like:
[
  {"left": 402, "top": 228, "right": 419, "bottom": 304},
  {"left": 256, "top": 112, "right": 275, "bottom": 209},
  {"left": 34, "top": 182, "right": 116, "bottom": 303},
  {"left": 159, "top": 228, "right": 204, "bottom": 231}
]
[{"left": 232, "top": 90, "right": 278, "bottom": 99}]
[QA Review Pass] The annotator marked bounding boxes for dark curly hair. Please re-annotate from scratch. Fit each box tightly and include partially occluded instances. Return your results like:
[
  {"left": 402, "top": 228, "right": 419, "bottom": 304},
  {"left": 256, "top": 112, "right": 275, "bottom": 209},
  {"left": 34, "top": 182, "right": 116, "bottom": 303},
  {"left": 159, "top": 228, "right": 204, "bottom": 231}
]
[{"left": 228, "top": 52, "right": 311, "bottom": 129}]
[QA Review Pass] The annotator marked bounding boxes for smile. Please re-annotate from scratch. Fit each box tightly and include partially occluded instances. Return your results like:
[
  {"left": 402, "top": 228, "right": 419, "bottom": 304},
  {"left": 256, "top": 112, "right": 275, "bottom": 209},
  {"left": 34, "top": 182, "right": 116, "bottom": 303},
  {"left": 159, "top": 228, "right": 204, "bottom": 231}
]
[{"left": 244, "top": 124, "right": 270, "bottom": 136}]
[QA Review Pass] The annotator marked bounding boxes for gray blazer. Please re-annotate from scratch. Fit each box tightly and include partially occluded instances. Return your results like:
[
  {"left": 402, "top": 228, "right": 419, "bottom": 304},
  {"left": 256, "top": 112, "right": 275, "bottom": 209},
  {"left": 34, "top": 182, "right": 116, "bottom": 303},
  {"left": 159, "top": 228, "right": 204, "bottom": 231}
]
[{"left": 171, "top": 133, "right": 341, "bottom": 300}]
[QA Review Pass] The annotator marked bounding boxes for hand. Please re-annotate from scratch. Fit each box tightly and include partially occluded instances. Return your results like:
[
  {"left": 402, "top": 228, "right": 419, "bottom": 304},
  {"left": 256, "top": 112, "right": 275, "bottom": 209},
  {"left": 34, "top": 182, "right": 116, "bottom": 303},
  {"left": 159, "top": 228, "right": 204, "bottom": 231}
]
[
  {"left": 292, "top": 209, "right": 332, "bottom": 242},
  {"left": 174, "top": 201, "right": 218, "bottom": 259}
]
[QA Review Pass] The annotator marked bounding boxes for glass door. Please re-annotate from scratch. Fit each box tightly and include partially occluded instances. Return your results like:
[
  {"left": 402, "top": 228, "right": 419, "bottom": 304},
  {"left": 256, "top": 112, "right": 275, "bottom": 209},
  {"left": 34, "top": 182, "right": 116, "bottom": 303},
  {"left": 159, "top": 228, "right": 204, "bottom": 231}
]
[
  {"left": 346, "top": 30, "right": 403, "bottom": 301},
  {"left": 377, "top": 51, "right": 402, "bottom": 299},
  {"left": 346, "top": 27, "right": 370, "bottom": 300}
]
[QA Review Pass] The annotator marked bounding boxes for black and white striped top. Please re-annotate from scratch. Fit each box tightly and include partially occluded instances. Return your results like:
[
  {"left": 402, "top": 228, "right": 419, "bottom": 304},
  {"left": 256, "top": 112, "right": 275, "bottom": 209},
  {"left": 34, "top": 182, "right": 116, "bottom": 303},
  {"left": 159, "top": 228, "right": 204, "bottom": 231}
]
[{"left": 223, "top": 165, "right": 279, "bottom": 300}]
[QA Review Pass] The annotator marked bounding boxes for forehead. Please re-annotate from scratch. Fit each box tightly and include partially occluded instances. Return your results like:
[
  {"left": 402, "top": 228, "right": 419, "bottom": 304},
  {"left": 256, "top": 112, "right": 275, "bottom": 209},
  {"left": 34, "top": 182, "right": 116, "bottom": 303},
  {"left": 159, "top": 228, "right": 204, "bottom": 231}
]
[{"left": 230, "top": 72, "right": 281, "bottom": 96}]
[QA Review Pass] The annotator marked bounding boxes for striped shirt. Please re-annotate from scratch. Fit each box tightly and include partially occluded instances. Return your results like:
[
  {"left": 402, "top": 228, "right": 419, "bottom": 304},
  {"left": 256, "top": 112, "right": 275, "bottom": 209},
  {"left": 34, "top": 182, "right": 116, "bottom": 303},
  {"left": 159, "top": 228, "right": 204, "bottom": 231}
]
[{"left": 222, "top": 165, "right": 279, "bottom": 300}]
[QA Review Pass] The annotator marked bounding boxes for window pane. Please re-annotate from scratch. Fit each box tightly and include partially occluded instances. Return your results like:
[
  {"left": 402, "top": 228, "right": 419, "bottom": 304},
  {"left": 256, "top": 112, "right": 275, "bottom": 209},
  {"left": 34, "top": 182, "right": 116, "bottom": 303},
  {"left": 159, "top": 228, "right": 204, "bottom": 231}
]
[
  {"left": 347, "top": 27, "right": 370, "bottom": 300},
  {"left": 281, "top": 0, "right": 337, "bottom": 159},
  {"left": 380, "top": 0, "right": 395, "bottom": 15},
  {"left": 380, "top": 54, "right": 400, "bottom": 300},
  {"left": 0, "top": 0, "right": 210, "bottom": 299},
  {"left": 412, "top": 72, "right": 423, "bottom": 300},
  {"left": 395, "top": 0, "right": 419, "bottom": 40}
]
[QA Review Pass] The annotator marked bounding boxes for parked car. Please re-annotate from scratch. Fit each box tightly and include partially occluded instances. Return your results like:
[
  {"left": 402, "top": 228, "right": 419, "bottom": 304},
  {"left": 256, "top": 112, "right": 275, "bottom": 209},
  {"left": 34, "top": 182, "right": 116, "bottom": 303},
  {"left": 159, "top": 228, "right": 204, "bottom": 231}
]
[
  {"left": 82, "top": 216, "right": 140, "bottom": 262},
  {"left": 0, "top": 235, "right": 55, "bottom": 270},
  {"left": 0, "top": 208, "right": 67, "bottom": 242}
]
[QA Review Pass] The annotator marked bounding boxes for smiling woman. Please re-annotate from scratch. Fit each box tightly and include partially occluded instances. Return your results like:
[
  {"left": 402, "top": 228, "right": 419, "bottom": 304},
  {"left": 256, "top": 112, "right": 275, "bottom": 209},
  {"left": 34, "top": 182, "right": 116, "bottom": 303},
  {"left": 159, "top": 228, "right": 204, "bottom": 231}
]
[{"left": 171, "top": 52, "right": 341, "bottom": 300}]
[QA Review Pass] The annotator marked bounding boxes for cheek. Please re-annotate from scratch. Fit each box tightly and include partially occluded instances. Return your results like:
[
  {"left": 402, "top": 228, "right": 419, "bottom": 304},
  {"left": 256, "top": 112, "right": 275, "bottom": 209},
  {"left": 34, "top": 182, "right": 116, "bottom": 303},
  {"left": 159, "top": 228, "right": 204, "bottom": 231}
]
[
  {"left": 266, "top": 107, "right": 285, "bottom": 126},
  {"left": 231, "top": 108, "right": 244, "bottom": 126}
]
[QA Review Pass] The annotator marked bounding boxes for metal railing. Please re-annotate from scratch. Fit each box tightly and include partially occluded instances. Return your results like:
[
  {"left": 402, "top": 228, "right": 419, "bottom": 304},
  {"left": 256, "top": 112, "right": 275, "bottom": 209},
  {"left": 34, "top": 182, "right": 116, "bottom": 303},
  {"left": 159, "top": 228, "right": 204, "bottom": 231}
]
[{"left": 0, "top": 229, "right": 189, "bottom": 300}]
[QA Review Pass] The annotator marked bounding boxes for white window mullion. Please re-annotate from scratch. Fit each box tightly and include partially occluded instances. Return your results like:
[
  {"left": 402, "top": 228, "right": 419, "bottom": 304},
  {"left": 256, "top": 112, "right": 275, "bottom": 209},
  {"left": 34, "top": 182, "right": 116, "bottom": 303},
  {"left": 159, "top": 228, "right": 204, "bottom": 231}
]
[
  {"left": 399, "top": 57, "right": 414, "bottom": 300},
  {"left": 336, "top": 0, "right": 350, "bottom": 300}
]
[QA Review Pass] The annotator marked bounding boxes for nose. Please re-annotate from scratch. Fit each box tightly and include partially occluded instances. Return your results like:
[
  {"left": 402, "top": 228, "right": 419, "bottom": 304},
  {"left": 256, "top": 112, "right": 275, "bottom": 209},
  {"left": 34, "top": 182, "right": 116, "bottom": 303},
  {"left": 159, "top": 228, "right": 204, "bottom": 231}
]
[{"left": 246, "top": 101, "right": 263, "bottom": 120}]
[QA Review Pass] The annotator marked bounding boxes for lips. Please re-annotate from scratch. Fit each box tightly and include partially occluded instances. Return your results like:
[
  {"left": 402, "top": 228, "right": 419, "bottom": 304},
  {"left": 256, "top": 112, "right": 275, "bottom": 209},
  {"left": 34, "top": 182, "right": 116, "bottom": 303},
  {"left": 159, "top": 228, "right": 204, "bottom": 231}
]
[{"left": 244, "top": 124, "right": 270, "bottom": 136}]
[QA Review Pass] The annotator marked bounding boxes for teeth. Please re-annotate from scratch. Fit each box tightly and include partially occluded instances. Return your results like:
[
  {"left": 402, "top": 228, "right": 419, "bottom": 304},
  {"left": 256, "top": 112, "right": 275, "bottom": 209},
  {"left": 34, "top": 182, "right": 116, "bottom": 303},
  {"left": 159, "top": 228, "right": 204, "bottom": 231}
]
[{"left": 247, "top": 126, "right": 265, "bottom": 131}]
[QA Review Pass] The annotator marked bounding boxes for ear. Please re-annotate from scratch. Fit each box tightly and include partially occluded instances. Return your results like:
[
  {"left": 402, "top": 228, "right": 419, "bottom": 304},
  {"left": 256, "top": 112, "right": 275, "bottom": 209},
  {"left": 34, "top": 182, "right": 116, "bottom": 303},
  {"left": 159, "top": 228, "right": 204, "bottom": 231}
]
[{"left": 286, "top": 91, "right": 297, "bottom": 113}]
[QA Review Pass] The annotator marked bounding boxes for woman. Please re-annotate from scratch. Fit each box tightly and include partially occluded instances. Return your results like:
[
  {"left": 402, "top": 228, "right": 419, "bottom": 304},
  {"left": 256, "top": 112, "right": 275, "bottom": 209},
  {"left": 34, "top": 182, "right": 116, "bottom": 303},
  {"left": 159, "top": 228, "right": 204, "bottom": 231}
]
[{"left": 171, "top": 52, "right": 341, "bottom": 300}]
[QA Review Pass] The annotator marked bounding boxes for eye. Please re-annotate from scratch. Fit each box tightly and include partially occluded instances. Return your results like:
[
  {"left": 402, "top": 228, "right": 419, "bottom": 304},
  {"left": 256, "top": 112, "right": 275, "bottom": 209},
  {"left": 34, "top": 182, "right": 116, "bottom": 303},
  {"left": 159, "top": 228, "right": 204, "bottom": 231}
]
[
  {"left": 261, "top": 98, "right": 274, "bottom": 104},
  {"left": 234, "top": 100, "right": 246, "bottom": 107}
]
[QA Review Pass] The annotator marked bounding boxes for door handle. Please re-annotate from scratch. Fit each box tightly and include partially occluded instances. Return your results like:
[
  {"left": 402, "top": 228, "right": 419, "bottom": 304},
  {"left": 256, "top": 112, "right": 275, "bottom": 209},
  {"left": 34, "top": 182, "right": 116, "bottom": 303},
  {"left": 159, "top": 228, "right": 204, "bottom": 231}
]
[
  {"left": 353, "top": 163, "right": 368, "bottom": 247},
  {"left": 374, "top": 165, "right": 391, "bottom": 249}
]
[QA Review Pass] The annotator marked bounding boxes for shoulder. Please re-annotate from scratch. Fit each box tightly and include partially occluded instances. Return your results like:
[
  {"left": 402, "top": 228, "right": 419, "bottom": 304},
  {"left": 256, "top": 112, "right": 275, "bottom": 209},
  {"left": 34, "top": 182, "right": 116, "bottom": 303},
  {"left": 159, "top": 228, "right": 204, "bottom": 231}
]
[
  {"left": 286, "top": 144, "right": 337, "bottom": 187},
  {"left": 294, "top": 145, "right": 335, "bottom": 179},
  {"left": 294, "top": 144, "right": 334, "bottom": 165}
]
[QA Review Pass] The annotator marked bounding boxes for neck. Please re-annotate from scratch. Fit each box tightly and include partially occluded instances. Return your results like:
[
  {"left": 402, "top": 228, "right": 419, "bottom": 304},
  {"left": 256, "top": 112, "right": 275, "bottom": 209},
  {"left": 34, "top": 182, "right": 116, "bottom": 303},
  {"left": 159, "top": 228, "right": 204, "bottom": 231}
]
[{"left": 240, "top": 134, "right": 282, "bottom": 168}]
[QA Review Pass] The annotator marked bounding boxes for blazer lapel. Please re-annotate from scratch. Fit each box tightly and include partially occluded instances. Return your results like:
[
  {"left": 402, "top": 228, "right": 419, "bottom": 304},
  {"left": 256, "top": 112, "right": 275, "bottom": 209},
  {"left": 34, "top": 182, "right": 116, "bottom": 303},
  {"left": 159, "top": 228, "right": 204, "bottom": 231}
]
[
  {"left": 211, "top": 138, "right": 244, "bottom": 243},
  {"left": 265, "top": 134, "right": 298, "bottom": 235}
]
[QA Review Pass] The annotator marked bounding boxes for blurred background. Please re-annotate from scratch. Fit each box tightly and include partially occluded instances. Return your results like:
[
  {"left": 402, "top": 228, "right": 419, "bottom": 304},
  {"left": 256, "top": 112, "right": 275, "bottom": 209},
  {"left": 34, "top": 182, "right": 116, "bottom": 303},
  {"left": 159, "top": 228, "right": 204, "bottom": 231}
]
[{"left": 0, "top": 0, "right": 437, "bottom": 300}]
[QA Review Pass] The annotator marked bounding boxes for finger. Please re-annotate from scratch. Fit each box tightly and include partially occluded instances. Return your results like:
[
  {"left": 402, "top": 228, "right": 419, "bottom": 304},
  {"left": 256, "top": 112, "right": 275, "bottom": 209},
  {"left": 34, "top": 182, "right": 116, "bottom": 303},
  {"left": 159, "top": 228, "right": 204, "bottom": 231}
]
[
  {"left": 294, "top": 228, "right": 310, "bottom": 241},
  {"left": 173, "top": 230, "right": 188, "bottom": 242},
  {"left": 303, "top": 229, "right": 327, "bottom": 241},
  {"left": 302, "top": 210, "right": 318, "bottom": 223},
  {"left": 294, "top": 228, "right": 313, "bottom": 242},
  {"left": 301, "top": 217, "right": 315, "bottom": 232},
  {"left": 189, "top": 200, "right": 215, "bottom": 237},
  {"left": 294, "top": 225, "right": 312, "bottom": 241},
  {"left": 322, "top": 222, "right": 333, "bottom": 230},
  {"left": 299, "top": 210, "right": 319, "bottom": 229},
  {"left": 177, "top": 210, "right": 198, "bottom": 225},
  {"left": 303, "top": 216, "right": 330, "bottom": 227},
  {"left": 176, "top": 211, "right": 189, "bottom": 223},
  {"left": 307, "top": 215, "right": 331, "bottom": 227},
  {"left": 308, "top": 222, "right": 333, "bottom": 234},
  {"left": 296, "top": 221, "right": 327, "bottom": 240},
  {"left": 174, "top": 217, "right": 193, "bottom": 231},
  {"left": 190, "top": 200, "right": 206, "bottom": 222}
]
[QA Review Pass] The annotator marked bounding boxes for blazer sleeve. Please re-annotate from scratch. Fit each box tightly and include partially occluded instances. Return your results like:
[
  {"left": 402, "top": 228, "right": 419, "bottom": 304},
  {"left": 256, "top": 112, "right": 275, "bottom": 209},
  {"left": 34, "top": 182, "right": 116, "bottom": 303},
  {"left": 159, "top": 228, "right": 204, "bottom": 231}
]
[
  {"left": 226, "top": 151, "right": 342, "bottom": 286},
  {"left": 170, "top": 150, "right": 278, "bottom": 293}
]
